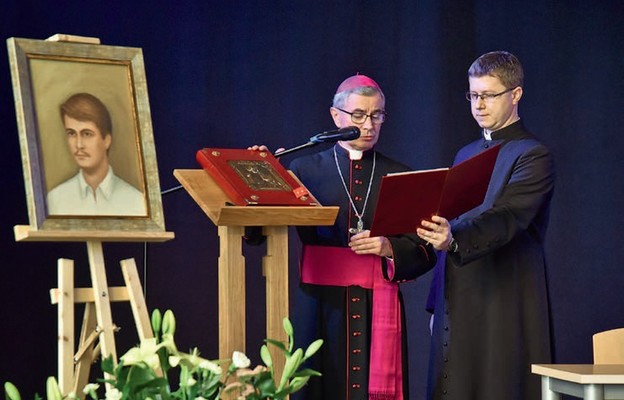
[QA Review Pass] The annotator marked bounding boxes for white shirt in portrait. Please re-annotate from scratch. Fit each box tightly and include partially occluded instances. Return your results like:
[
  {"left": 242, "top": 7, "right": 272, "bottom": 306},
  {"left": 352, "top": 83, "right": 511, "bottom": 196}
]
[{"left": 47, "top": 166, "right": 146, "bottom": 216}]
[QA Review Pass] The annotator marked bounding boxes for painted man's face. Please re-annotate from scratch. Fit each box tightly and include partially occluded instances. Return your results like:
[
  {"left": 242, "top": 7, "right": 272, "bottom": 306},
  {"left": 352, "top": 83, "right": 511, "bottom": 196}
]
[{"left": 63, "top": 115, "right": 111, "bottom": 173}]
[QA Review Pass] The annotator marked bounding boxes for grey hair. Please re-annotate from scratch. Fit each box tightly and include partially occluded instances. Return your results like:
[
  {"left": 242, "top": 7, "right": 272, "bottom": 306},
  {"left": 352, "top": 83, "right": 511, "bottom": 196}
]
[{"left": 332, "top": 86, "right": 385, "bottom": 109}]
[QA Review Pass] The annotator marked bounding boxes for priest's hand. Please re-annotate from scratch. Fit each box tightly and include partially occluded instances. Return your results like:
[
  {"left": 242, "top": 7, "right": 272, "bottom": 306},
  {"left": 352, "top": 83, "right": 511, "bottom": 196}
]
[
  {"left": 416, "top": 215, "right": 452, "bottom": 251},
  {"left": 247, "top": 144, "right": 285, "bottom": 153},
  {"left": 349, "top": 230, "right": 393, "bottom": 258}
]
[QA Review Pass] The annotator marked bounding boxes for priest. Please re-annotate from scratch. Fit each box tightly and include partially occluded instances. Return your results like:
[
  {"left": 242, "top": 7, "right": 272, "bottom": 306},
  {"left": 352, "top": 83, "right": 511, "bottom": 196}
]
[{"left": 286, "top": 74, "right": 436, "bottom": 400}]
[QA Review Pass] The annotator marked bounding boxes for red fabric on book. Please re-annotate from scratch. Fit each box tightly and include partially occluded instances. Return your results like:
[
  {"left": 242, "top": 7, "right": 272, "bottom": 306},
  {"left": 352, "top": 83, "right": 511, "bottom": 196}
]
[{"left": 196, "top": 148, "right": 316, "bottom": 206}]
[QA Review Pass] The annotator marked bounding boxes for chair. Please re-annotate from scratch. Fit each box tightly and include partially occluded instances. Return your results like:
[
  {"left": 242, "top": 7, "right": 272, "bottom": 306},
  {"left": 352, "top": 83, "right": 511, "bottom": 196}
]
[{"left": 593, "top": 328, "right": 624, "bottom": 364}]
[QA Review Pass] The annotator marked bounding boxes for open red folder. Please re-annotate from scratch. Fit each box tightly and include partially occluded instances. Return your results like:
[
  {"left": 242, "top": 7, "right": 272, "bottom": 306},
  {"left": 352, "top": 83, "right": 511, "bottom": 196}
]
[{"left": 369, "top": 144, "right": 501, "bottom": 237}]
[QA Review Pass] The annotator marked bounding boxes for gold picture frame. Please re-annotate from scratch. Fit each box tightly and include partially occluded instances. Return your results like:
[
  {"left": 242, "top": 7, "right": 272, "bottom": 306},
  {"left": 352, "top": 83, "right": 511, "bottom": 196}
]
[{"left": 7, "top": 36, "right": 166, "bottom": 233}]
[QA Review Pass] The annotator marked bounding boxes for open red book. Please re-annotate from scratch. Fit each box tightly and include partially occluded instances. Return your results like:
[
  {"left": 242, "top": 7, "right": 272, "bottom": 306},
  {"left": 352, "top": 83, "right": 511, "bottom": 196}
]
[
  {"left": 196, "top": 148, "right": 319, "bottom": 206},
  {"left": 369, "top": 144, "right": 501, "bottom": 237}
]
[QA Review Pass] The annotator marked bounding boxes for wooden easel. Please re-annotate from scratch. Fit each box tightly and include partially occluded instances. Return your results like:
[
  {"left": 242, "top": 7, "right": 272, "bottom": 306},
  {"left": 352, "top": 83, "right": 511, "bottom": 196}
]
[
  {"left": 173, "top": 169, "right": 338, "bottom": 382},
  {"left": 14, "top": 227, "right": 174, "bottom": 396},
  {"left": 9, "top": 33, "right": 175, "bottom": 397}
]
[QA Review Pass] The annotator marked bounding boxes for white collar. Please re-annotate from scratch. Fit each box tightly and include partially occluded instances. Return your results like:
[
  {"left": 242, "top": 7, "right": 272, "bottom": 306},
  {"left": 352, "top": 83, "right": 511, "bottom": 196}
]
[
  {"left": 77, "top": 166, "right": 114, "bottom": 199},
  {"left": 338, "top": 141, "right": 363, "bottom": 160}
]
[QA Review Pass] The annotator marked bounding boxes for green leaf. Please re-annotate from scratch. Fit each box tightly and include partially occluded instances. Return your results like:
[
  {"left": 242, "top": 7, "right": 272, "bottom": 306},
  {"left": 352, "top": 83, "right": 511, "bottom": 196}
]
[
  {"left": 128, "top": 377, "right": 169, "bottom": 400},
  {"left": 282, "top": 317, "right": 294, "bottom": 337},
  {"left": 303, "top": 339, "right": 323, "bottom": 360},
  {"left": 151, "top": 309, "right": 162, "bottom": 335},
  {"left": 124, "top": 364, "right": 160, "bottom": 393},
  {"left": 278, "top": 348, "right": 302, "bottom": 390},
  {"left": 100, "top": 355, "right": 116, "bottom": 375},
  {"left": 4, "top": 382, "right": 21, "bottom": 400},
  {"left": 292, "top": 368, "right": 322, "bottom": 377},
  {"left": 200, "top": 374, "right": 222, "bottom": 398},
  {"left": 287, "top": 375, "right": 310, "bottom": 393},
  {"left": 45, "top": 377, "right": 62, "bottom": 400},
  {"left": 260, "top": 344, "right": 273, "bottom": 367},
  {"left": 162, "top": 309, "right": 176, "bottom": 336},
  {"left": 179, "top": 364, "right": 190, "bottom": 388},
  {"left": 282, "top": 318, "right": 295, "bottom": 352},
  {"left": 254, "top": 372, "right": 277, "bottom": 396},
  {"left": 273, "top": 387, "right": 290, "bottom": 399},
  {"left": 265, "top": 338, "right": 288, "bottom": 353}
]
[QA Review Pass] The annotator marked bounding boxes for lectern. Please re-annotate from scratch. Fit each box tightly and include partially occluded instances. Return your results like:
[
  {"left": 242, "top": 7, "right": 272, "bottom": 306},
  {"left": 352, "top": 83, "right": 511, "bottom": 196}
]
[{"left": 173, "top": 169, "right": 338, "bottom": 380}]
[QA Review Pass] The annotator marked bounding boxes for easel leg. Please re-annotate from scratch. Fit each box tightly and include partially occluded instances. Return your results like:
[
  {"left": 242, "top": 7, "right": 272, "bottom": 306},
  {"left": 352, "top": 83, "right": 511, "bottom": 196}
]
[
  {"left": 86, "top": 241, "right": 117, "bottom": 370},
  {"left": 217, "top": 225, "right": 246, "bottom": 360},
  {"left": 73, "top": 304, "right": 97, "bottom": 397},
  {"left": 263, "top": 226, "right": 289, "bottom": 385},
  {"left": 120, "top": 258, "right": 161, "bottom": 376},
  {"left": 120, "top": 258, "right": 154, "bottom": 342},
  {"left": 57, "top": 259, "right": 74, "bottom": 395}
]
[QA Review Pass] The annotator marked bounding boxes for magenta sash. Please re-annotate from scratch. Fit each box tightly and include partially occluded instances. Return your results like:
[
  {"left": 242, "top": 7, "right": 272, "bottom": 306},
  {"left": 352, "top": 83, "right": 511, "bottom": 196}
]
[{"left": 300, "top": 245, "right": 403, "bottom": 400}]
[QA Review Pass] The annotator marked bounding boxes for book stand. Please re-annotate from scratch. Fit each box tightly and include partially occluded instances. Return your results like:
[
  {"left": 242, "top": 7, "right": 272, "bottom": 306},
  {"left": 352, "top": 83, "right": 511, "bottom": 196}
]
[
  {"left": 14, "top": 227, "right": 174, "bottom": 396},
  {"left": 173, "top": 169, "right": 338, "bottom": 381}
]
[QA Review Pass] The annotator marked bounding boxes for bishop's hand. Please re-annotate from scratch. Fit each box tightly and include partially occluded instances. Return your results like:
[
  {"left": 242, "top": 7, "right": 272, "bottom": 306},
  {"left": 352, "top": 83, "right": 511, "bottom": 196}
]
[{"left": 349, "top": 230, "right": 393, "bottom": 258}]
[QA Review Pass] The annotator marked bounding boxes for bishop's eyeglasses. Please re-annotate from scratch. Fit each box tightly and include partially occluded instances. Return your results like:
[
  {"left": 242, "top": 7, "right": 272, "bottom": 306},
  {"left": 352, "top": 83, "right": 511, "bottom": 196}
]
[
  {"left": 336, "top": 107, "right": 386, "bottom": 124},
  {"left": 465, "top": 87, "right": 515, "bottom": 102}
]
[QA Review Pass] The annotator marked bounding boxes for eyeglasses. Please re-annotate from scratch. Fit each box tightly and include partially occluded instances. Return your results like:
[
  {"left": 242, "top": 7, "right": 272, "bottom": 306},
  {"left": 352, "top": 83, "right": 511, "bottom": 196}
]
[
  {"left": 336, "top": 107, "right": 386, "bottom": 124},
  {"left": 465, "top": 88, "right": 515, "bottom": 102}
]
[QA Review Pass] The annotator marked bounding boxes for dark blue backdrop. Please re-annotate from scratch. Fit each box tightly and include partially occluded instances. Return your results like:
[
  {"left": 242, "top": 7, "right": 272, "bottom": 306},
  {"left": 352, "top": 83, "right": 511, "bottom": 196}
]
[{"left": 2, "top": 1, "right": 624, "bottom": 399}]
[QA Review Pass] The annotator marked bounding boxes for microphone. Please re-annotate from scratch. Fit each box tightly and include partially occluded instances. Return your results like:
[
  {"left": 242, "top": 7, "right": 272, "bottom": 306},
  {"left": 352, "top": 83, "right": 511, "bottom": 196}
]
[
  {"left": 274, "top": 126, "right": 361, "bottom": 158},
  {"left": 309, "top": 126, "right": 360, "bottom": 144}
]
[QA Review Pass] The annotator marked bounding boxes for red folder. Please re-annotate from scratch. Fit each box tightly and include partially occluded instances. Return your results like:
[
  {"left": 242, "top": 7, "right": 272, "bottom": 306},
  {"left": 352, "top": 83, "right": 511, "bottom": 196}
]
[
  {"left": 196, "top": 148, "right": 319, "bottom": 206},
  {"left": 369, "top": 144, "right": 501, "bottom": 237}
]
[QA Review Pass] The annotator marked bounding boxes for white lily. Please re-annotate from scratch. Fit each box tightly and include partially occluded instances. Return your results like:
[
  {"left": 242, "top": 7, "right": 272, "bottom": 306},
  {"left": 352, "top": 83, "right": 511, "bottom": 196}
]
[
  {"left": 104, "top": 387, "right": 122, "bottom": 400},
  {"left": 120, "top": 338, "right": 161, "bottom": 370},
  {"left": 169, "top": 355, "right": 181, "bottom": 367},
  {"left": 199, "top": 359, "right": 223, "bottom": 375},
  {"left": 232, "top": 351, "right": 251, "bottom": 369}
]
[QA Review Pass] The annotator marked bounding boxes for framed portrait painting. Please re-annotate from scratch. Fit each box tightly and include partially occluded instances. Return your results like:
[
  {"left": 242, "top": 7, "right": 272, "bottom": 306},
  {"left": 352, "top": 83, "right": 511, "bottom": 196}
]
[{"left": 7, "top": 36, "right": 166, "bottom": 233}]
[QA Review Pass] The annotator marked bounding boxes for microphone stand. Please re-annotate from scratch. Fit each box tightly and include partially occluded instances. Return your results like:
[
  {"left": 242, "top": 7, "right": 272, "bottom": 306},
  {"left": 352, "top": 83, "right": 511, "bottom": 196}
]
[
  {"left": 162, "top": 185, "right": 183, "bottom": 195},
  {"left": 273, "top": 140, "right": 319, "bottom": 158},
  {"left": 275, "top": 128, "right": 354, "bottom": 157}
]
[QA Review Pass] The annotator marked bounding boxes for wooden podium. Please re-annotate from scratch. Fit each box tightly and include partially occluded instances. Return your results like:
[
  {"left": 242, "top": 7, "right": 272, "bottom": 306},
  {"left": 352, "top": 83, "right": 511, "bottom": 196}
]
[{"left": 173, "top": 169, "right": 338, "bottom": 379}]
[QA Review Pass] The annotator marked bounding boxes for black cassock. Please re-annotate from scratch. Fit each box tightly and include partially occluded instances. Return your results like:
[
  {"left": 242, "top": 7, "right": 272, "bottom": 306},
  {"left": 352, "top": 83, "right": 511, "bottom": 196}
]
[
  {"left": 289, "top": 144, "right": 436, "bottom": 400},
  {"left": 427, "top": 120, "right": 555, "bottom": 400}
]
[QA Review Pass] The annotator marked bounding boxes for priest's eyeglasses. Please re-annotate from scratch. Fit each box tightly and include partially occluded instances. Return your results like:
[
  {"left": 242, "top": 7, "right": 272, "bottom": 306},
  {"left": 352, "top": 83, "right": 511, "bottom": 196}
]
[
  {"left": 336, "top": 108, "right": 386, "bottom": 124},
  {"left": 465, "top": 87, "right": 515, "bottom": 102}
]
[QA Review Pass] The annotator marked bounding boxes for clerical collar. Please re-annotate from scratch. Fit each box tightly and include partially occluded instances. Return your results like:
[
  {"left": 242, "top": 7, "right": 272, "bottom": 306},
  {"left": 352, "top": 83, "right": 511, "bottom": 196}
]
[
  {"left": 483, "top": 118, "right": 522, "bottom": 141},
  {"left": 338, "top": 141, "right": 363, "bottom": 160}
]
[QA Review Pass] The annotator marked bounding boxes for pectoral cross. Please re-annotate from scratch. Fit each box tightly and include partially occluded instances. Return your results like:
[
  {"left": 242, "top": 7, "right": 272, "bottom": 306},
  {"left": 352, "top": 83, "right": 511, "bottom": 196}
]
[{"left": 348, "top": 218, "right": 364, "bottom": 234}]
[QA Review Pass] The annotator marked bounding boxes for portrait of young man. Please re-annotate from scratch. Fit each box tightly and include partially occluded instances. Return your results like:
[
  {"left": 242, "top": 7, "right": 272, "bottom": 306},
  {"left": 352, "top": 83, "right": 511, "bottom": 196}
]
[{"left": 46, "top": 92, "right": 146, "bottom": 216}]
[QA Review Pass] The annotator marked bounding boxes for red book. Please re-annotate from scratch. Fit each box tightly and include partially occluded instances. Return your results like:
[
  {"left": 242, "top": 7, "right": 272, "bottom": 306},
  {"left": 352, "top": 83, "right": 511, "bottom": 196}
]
[
  {"left": 196, "top": 148, "right": 319, "bottom": 206},
  {"left": 369, "top": 144, "right": 501, "bottom": 237}
]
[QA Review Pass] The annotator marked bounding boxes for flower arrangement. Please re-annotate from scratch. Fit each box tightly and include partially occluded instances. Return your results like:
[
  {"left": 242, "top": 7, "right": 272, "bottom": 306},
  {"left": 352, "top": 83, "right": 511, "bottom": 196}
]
[{"left": 4, "top": 309, "right": 322, "bottom": 400}]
